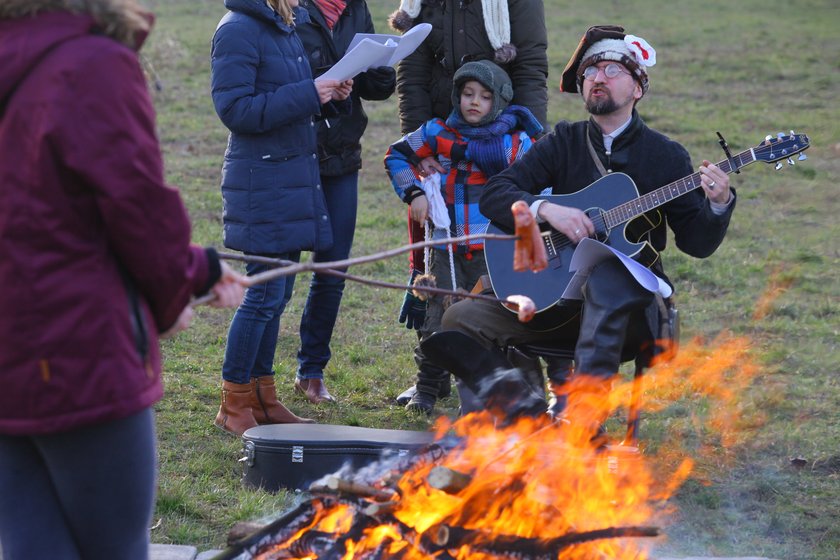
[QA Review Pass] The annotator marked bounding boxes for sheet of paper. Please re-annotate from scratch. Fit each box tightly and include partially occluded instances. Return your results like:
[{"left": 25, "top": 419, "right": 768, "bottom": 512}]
[
  {"left": 317, "top": 38, "right": 393, "bottom": 81},
  {"left": 346, "top": 24, "right": 432, "bottom": 66},
  {"left": 319, "top": 23, "right": 433, "bottom": 82},
  {"left": 385, "top": 23, "right": 432, "bottom": 65},
  {"left": 561, "top": 237, "right": 672, "bottom": 300}
]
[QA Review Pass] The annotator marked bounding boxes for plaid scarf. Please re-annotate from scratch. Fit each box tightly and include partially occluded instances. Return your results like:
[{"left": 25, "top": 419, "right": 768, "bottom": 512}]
[
  {"left": 445, "top": 105, "right": 543, "bottom": 177},
  {"left": 313, "top": 0, "right": 346, "bottom": 29}
]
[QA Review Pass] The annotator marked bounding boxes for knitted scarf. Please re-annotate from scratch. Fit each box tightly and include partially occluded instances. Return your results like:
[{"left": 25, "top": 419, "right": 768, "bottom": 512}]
[
  {"left": 445, "top": 105, "right": 543, "bottom": 177},
  {"left": 313, "top": 0, "right": 346, "bottom": 29}
]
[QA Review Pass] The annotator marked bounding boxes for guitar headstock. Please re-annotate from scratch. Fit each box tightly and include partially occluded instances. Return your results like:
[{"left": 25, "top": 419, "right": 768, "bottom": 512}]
[{"left": 754, "top": 131, "right": 810, "bottom": 168}]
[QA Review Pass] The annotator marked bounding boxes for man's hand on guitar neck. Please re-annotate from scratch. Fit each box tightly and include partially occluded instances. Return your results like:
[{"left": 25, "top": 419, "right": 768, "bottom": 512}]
[
  {"left": 699, "top": 160, "right": 732, "bottom": 206},
  {"left": 536, "top": 202, "right": 594, "bottom": 244}
]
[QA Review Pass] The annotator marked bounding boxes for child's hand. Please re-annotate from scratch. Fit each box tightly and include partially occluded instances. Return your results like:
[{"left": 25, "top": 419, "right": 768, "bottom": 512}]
[
  {"left": 398, "top": 269, "right": 427, "bottom": 330},
  {"left": 417, "top": 156, "right": 446, "bottom": 177},
  {"left": 409, "top": 195, "right": 428, "bottom": 224}
]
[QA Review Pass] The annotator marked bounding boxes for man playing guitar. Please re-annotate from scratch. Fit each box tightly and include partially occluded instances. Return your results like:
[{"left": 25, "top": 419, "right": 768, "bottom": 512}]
[{"left": 433, "top": 25, "right": 735, "bottom": 423}]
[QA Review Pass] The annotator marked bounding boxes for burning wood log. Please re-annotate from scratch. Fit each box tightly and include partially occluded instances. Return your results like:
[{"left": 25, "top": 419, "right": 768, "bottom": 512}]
[
  {"left": 427, "top": 466, "right": 472, "bottom": 494},
  {"left": 309, "top": 475, "right": 397, "bottom": 501},
  {"left": 423, "top": 523, "right": 660, "bottom": 557},
  {"left": 361, "top": 500, "right": 400, "bottom": 517}
]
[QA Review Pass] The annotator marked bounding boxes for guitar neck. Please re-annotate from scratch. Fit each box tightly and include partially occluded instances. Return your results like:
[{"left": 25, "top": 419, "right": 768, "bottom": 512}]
[{"left": 603, "top": 147, "right": 755, "bottom": 229}]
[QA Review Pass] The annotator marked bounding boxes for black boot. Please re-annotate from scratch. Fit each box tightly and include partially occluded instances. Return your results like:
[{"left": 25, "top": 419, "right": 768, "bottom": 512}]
[
  {"left": 575, "top": 259, "right": 655, "bottom": 376},
  {"left": 571, "top": 259, "right": 655, "bottom": 441},
  {"left": 405, "top": 366, "right": 446, "bottom": 414},
  {"left": 396, "top": 375, "right": 451, "bottom": 406},
  {"left": 506, "top": 346, "right": 546, "bottom": 403},
  {"left": 420, "top": 331, "right": 546, "bottom": 419}
]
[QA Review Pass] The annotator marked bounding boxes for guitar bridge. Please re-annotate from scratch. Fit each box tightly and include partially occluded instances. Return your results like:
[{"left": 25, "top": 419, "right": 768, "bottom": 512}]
[{"left": 542, "top": 231, "right": 556, "bottom": 258}]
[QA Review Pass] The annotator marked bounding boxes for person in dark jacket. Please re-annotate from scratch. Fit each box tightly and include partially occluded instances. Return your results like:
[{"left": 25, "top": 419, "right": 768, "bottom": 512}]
[
  {"left": 211, "top": 0, "right": 352, "bottom": 434},
  {"left": 294, "top": 0, "right": 396, "bottom": 404},
  {"left": 387, "top": 0, "right": 549, "bottom": 406},
  {"left": 0, "top": 1, "right": 244, "bottom": 558},
  {"left": 437, "top": 26, "right": 736, "bottom": 427}
]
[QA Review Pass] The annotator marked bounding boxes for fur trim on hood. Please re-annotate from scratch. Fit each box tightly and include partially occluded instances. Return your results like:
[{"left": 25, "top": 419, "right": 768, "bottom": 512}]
[{"left": 0, "top": 0, "right": 151, "bottom": 48}]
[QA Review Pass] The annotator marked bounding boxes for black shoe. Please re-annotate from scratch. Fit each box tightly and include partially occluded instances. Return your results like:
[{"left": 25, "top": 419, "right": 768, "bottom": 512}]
[
  {"left": 397, "top": 379, "right": 451, "bottom": 406},
  {"left": 405, "top": 391, "right": 437, "bottom": 414},
  {"left": 396, "top": 385, "right": 417, "bottom": 406}
]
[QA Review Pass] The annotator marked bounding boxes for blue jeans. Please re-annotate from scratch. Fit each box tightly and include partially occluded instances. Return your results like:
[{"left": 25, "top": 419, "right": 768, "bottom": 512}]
[
  {"left": 297, "top": 172, "right": 358, "bottom": 380},
  {"left": 223, "top": 255, "right": 299, "bottom": 384},
  {"left": 0, "top": 409, "right": 156, "bottom": 560}
]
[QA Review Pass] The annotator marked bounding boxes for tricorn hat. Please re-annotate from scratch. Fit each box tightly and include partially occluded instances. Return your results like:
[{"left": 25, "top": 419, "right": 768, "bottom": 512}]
[{"left": 559, "top": 25, "right": 656, "bottom": 95}]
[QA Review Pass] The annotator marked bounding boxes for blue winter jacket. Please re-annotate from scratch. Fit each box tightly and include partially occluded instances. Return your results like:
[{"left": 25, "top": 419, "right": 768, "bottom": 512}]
[{"left": 211, "top": 0, "right": 333, "bottom": 254}]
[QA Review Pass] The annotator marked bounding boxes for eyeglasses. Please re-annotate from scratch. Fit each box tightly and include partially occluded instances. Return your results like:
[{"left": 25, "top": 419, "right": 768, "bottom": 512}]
[{"left": 582, "top": 63, "right": 630, "bottom": 81}]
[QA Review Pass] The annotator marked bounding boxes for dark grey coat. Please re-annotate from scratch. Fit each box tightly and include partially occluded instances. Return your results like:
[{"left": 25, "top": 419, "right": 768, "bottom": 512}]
[{"left": 395, "top": 0, "right": 548, "bottom": 134}]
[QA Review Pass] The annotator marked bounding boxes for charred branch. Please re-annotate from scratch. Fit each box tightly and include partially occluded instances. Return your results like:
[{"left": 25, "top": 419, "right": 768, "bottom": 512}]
[
  {"left": 422, "top": 523, "right": 660, "bottom": 557},
  {"left": 212, "top": 501, "right": 320, "bottom": 560}
]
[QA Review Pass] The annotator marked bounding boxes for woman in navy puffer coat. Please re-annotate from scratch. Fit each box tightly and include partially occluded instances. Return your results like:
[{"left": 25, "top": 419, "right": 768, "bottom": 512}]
[{"left": 211, "top": 0, "right": 351, "bottom": 435}]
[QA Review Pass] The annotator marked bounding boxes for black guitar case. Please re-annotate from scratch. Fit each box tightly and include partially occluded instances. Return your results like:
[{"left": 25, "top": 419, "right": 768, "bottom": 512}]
[{"left": 240, "top": 424, "right": 436, "bottom": 492}]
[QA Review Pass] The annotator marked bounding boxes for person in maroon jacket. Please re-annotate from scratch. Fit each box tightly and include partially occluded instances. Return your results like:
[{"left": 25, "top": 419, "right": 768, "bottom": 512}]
[{"left": 0, "top": 1, "right": 244, "bottom": 559}]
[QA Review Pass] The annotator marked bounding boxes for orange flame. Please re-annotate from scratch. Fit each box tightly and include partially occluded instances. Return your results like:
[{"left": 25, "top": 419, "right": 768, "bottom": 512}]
[
  {"left": 256, "top": 331, "right": 760, "bottom": 559},
  {"left": 752, "top": 266, "right": 795, "bottom": 321}
]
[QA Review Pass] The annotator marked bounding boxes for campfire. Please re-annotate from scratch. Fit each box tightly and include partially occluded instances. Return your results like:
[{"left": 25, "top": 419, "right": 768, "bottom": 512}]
[{"left": 215, "top": 333, "right": 758, "bottom": 560}]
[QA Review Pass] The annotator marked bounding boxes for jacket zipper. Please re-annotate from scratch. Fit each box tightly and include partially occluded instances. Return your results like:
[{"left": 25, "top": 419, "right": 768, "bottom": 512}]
[{"left": 118, "top": 265, "right": 149, "bottom": 362}]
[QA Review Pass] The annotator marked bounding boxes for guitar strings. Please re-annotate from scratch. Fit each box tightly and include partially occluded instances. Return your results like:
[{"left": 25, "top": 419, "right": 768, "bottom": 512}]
[{"left": 540, "top": 145, "right": 762, "bottom": 254}]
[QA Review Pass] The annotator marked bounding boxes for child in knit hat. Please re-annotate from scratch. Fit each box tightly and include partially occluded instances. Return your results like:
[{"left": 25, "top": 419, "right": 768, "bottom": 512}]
[{"left": 384, "top": 60, "right": 542, "bottom": 414}]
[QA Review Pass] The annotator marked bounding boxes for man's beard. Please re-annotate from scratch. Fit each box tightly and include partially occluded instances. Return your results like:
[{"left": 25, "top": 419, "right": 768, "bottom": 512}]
[
  {"left": 586, "top": 95, "right": 619, "bottom": 115},
  {"left": 585, "top": 88, "right": 633, "bottom": 116}
]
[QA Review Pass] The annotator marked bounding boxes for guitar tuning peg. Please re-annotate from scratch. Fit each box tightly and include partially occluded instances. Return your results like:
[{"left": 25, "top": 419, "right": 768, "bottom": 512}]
[
  {"left": 775, "top": 162, "right": 783, "bottom": 170},
  {"left": 777, "top": 132, "right": 785, "bottom": 138},
  {"left": 798, "top": 153, "right": 808, "bottom": 161},
  {"left": 765, "top": 135, "right": 773, "bottom": 142},
  {"left": 790, "top": 130, "right": 796, "bottom": 136},
  {"left": 787, "top": 158, "right": 795, "bottom": 166}
]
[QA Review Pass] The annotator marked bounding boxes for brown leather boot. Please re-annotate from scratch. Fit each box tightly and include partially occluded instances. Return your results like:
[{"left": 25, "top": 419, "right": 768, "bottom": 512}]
[
  {"left": 214, "top": 380, "right": 258, "bottom": 436},
  {"left": 294, "top": 378, "right": 336, "bottom": 404},
  {"left": 251, "top": 376, "right": 315, "bottom": 425}
]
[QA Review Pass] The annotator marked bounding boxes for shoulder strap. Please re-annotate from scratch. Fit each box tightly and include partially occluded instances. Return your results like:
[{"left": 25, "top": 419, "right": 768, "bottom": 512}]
[{"left": 585, "top": 122, "right": 608, "bottom": 177}]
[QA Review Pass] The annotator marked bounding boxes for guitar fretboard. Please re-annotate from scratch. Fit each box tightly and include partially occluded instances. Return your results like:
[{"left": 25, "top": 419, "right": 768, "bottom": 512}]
[{"left": 603, "top": 148, "right": 755, "bottom": 229}]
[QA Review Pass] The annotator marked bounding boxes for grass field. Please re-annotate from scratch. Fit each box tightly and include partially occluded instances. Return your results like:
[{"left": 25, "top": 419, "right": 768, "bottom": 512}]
[{"left": 141, "top": 0, "right": 839, "bottom": 557}]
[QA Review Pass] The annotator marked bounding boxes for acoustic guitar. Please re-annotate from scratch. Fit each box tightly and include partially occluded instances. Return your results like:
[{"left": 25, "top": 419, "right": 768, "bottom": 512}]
[{"left": 484, "top": 132, "right": 810, "bottom": 317}]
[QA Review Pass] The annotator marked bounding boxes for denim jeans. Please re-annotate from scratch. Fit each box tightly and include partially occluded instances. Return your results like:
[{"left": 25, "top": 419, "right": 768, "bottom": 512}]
[
  {"left": 0, "top": 409, "right": 156, "bottom": 560},
  {"left": 297, "top": 171, "right": 358, "bottom": 380},
  {"left": 223, "top": 255, "right": 299, "bottom": 384}
]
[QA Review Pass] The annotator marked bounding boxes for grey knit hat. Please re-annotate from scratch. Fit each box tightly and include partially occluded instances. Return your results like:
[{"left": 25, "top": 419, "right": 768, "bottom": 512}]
[{"left": 451, "top": 60, "right": 514, "bottom": 125}]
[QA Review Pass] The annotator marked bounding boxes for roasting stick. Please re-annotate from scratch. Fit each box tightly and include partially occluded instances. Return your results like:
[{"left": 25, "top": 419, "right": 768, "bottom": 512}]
[
  {"left": 191, "top": 232, "right": 513, "bottom": 307},
  {"left": 211, "top": 251, "right": 529, "bottom": 310},
  {"left": 193, "top": 204, "right": 547, "bottom": 322}
]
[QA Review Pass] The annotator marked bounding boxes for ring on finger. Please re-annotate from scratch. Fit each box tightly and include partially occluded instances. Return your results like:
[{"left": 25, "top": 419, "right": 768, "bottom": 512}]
[{"left": 709, "top": 180, "right": 716, "bottom": 188}]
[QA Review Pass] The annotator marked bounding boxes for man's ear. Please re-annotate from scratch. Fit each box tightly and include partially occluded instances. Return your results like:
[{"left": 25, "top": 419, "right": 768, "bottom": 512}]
[{"left": 633, "top": 82, "right": 643, "bottom": 101}]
